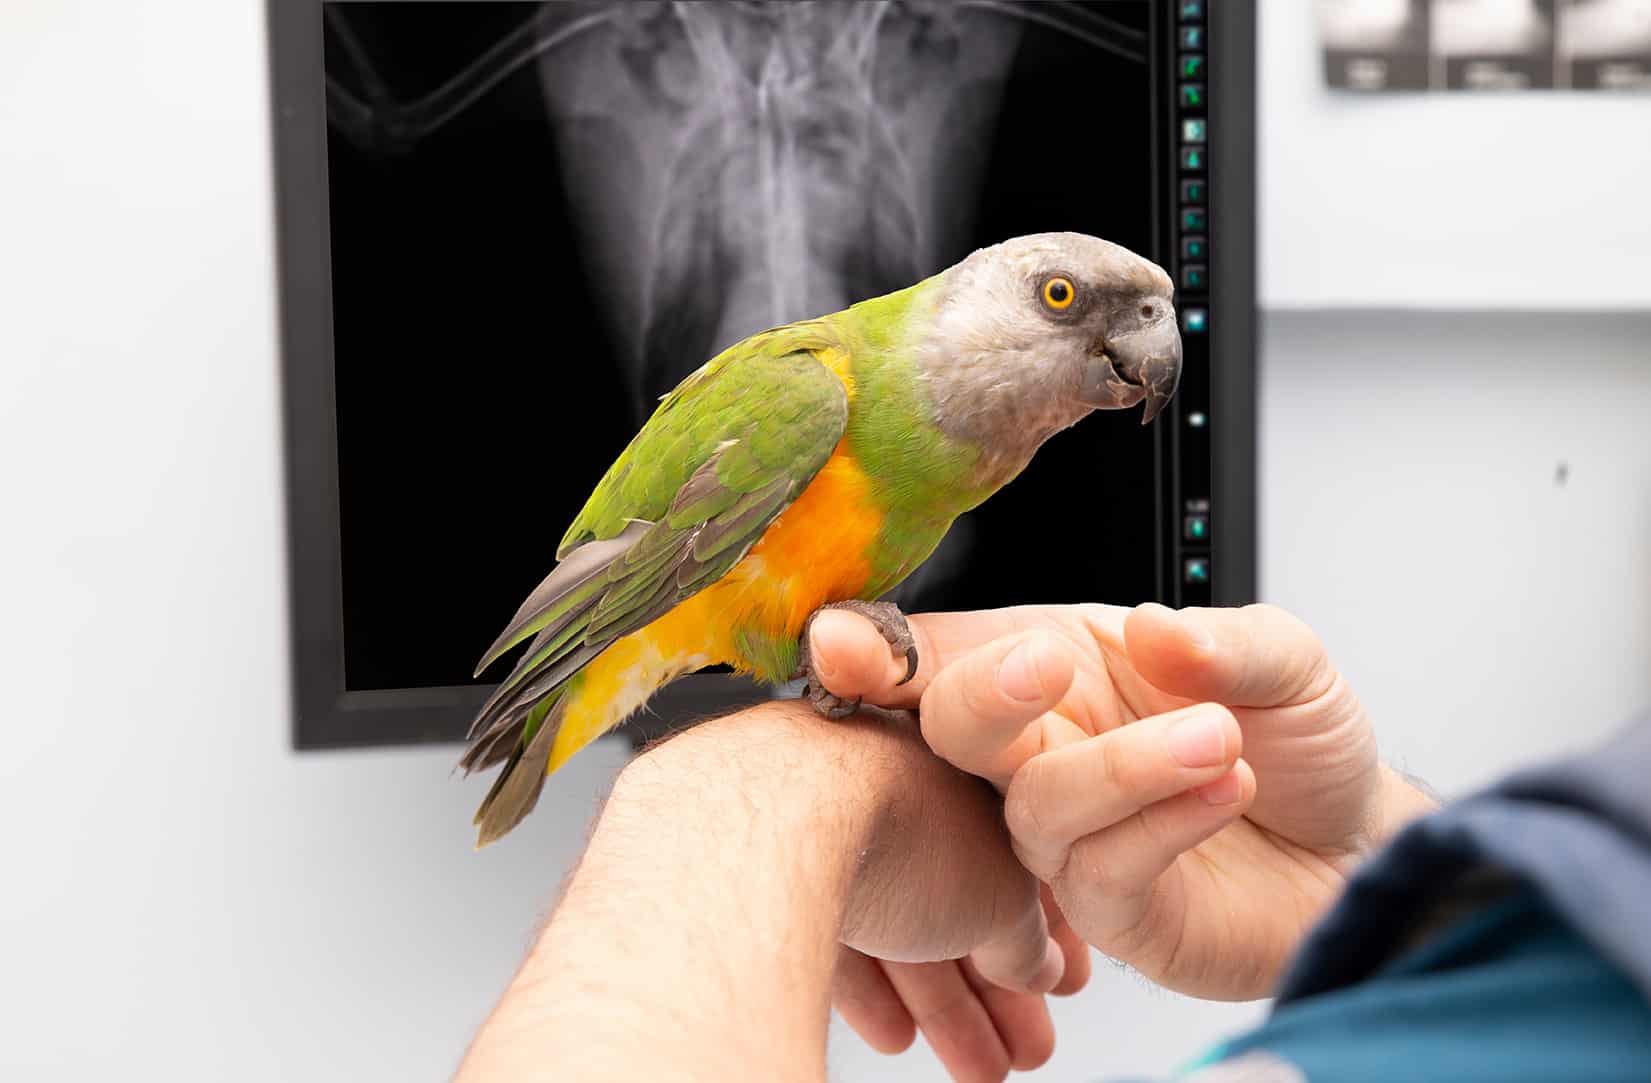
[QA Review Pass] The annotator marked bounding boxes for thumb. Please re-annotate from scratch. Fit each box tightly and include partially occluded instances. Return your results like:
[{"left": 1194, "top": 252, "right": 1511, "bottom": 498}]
[
  {"left": 918, "top": 630, "right": 1077, "bottom": 789},
  {"left": 1124, "top": 602, "right": 1335, "bottom": 708}
]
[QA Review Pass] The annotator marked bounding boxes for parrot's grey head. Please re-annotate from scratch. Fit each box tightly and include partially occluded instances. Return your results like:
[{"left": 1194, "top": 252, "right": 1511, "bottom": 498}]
[{"left": 915, "top": 232, "right": 1182, "bottom": 486}]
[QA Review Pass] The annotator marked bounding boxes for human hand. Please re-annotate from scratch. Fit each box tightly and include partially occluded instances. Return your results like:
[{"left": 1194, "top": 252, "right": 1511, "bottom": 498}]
[
  {"left": 810, "top": 603, "right": 1434, "bottom": 1016},
  {"left": 647, "top": 703, "right": 1073, "bottom": 1080},
  {"left": 458, "top": 699, "right": 1075, "bottom": 1083}
]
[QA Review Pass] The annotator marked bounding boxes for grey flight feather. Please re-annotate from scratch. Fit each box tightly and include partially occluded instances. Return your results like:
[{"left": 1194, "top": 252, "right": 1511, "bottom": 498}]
[
  {"left": 471, "top": 519, "right": 651, "bottom": 679},
  {"left": 460, "top": 346, "right": 851, "bottom": 845},
  {"left": 459, "top": 425, "right": 833, "bottom": 785}
]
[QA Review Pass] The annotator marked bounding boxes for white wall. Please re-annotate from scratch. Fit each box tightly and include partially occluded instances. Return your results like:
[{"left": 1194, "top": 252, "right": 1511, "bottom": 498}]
[
  {"left": 1260, "top": 0, "right": 1651, "bottom": 310},
  {"left": 3, "top": 4, "right": 1648, "bottom": 1083},
  {"left": 0, "top": 4, "right": 634, "bottom": 1080},
  {"left": 1259, "top": 311, "right": 1651, "bottom": 794}
]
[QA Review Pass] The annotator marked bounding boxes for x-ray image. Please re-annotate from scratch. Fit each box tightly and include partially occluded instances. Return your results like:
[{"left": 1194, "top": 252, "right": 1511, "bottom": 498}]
[
  {"left": 321, "top": 1, "right": 1163, "bottom": 690},
  {"left": 1559, "top": 0, "right": 1651, "bottom": 87},
  {"left": 1317, "top": 0, "right": 1431, "bottom": 89}
]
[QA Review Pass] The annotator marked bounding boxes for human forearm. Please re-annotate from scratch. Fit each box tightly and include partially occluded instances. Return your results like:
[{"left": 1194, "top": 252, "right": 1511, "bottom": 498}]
[{"left": 454, "top": 705, "right": 883, "bottom": 1083}]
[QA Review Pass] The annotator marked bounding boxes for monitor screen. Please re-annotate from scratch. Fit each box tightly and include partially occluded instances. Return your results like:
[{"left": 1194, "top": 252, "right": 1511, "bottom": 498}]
[{"left": 272, "top": 0, "right": 1253, "bottom": 747}]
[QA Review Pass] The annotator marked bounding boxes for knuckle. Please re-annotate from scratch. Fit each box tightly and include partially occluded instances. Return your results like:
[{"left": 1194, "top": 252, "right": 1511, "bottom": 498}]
[
  {"left": 1067, "top": 832, "right": 1135, "bottom": 898},
  {"left": 1096, "top": 730, "right": 1134, "bottom": 792},
  {"left": 1002, "top": 764, "right": 1049, "bottom": 843},
  {"left": 1131, "top": 801, "right": 1174, "bottom": 859},
  {"left": 1294, "top": 650, "right": 1337, "bottom": 704},
  {"left": 1243, "top": 603, "right": 1336, "bottom": 704},
  {"left": 990, "top": 916, "right": 1047, "bottom": 988},
  {"left": 908, "top": 981, "right": 976, "bottom": 1029},
  {"left": 1005, "top": 769, "right": 1072, "bottom": 881}
]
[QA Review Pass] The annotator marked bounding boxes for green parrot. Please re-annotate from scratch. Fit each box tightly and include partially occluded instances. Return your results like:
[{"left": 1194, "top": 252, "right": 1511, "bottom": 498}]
[{"left": 462, "top": 232, "right": 1181, "bottom": 844}]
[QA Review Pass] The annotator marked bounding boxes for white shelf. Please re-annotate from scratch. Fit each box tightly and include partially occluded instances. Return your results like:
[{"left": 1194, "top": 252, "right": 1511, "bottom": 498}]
[{"left": 1261, "top": 1, "right": 1651, "bottom": 311}]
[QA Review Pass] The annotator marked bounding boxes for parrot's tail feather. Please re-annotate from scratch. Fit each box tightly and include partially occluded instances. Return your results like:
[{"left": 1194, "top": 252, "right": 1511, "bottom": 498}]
[
  {"left": 472, "top": 694, "right": 565, "bottom": 847},
  {"left": 467, "top": 640, "right": 603, "bottom": 746},
  {"left": 459, "top": 717, "right": 524, "bottom": 775}
]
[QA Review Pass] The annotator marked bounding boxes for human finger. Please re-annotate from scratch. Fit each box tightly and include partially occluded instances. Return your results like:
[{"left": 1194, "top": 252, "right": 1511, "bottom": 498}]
[
  {"left": 916, "top": 630, "right": 1077, "bottom": 787},
  {"left": 832, "top": 947, "right": 916, "bottom": 1054},
  {"left": 1058, "top": 760, "right": 1257, "bottom": 942},
  {"left": 960, "top": 957, "right": 1056, "bottom": 1072},
  {"left": 883, "top": 960, "right": 1012, "bottom": 1083},
  {"left": 1003, "top": 703, "right": 1242, "bottom": 880},
  {"left": 808, "top": 605, "right": 1099, "bottom": 711},
  {"left": 1043, "top": 886, "right": 1092, "bottom": 996},
  {"left": 1123, "top": 603, "right": 1336, "bottom": 709},
  {"left": 966, "top": 889, "right": 1063, "bottom": 995}
]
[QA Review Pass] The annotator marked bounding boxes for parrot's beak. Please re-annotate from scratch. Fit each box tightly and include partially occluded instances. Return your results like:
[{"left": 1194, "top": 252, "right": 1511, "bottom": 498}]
[
  {"left": 1078, "top": 313, "right": 1183, "bottom": 424},
  {"left": 1129, "top": 313, "right": 1182, "bottom": 422}
]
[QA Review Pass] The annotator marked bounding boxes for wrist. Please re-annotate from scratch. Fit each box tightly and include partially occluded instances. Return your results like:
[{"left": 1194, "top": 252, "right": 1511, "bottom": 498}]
[
  {"left": 465, "top": 702, "right": 905, "bottom": 1083},
  {"left": 608, "top": 700, "right": 905, "bottom": 915}
]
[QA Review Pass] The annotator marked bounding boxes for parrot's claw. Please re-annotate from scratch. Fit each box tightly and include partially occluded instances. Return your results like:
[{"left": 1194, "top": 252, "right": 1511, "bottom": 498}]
[
  {"left": 806, "top": 683, "right": 863, "bottom": 720},
  {"left": 795, "top": 600, "right": 919, "bottom": 719}
]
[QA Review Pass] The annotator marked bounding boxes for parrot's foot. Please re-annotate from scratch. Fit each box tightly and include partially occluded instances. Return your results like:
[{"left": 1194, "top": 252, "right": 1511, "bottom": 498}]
[{"left": 795, "top": 600, "right": 919, "bottom": 720}]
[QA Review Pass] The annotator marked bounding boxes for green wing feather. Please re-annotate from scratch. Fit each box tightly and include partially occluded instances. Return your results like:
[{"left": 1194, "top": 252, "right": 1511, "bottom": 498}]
[
  {"left": 461, "top": 322, "right": 850, "bottom": 842},
  {"left": 554, "top": 320, "right": 843, "bottom": 555}
]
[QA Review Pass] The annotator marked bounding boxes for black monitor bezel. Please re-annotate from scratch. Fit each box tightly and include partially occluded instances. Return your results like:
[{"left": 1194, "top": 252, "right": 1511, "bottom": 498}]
[{"left": 268, "top": 0, "right": 1257, "bottom": 751}]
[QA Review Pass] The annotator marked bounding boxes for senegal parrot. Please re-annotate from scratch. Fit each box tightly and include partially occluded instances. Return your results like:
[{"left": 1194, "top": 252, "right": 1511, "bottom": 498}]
[{"left": 462, "top": 232, "right": 1182, "bottom": 844}]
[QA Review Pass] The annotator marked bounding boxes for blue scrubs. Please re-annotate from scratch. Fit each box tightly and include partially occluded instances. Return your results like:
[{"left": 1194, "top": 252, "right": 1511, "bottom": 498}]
[{"left": 1128, "top": 716, "right": 1651, "bottom": 1082}]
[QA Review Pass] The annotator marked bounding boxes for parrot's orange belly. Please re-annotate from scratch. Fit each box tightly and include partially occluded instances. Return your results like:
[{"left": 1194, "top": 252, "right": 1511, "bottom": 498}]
[
  {"left": 542, "top": 443, "right": 884, "bottom": 771},
  {"left": 656, "top": 441, "right": 883, "bottom": 657},
  {"left": 650, "top": 341, "right": 875, "bottom": 657}
]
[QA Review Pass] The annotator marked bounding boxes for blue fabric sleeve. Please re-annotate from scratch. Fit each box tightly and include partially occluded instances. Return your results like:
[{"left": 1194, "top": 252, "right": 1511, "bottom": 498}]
[{"left": 1172, "top": 887, "right": 1651, "bottom": 1082}]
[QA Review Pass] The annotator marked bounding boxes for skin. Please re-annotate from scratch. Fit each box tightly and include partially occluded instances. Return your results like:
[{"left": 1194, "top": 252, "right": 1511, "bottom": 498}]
[
  {"left": 454, "top": 603, "right": 1435, "bottom": 1083},
  {"left": 464, "top": 234, "right": 1181, "bottom": 843},
  {"left": 814, "top": 603, "right": 1436, "bottom": 1076}
]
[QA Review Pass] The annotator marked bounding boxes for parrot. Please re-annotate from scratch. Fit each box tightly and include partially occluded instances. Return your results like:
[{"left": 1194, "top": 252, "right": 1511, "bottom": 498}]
[{"left": 461, "top": 232, "right": 1182, "bottom": 845}]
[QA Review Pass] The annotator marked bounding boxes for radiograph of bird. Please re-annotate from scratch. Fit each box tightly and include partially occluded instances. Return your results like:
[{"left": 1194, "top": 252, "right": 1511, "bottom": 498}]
[{"left": 461, "top": 233, "right": 1182, "bottom": 845}]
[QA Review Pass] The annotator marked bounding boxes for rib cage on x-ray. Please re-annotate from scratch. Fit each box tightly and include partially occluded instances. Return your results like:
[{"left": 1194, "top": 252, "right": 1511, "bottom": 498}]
[
  {"left": 326, "top": 1, "right": 1144, "bottom": 410},
  {"left": 325, "top": 1, "right": 1148, "bottom": 608},
  {"left": 537, "top": 2, "right": 1022, "bottom": 407}
]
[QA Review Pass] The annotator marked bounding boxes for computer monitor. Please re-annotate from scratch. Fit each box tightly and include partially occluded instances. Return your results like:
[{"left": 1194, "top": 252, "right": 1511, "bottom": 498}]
[{"left": 269, "top": 0, "right": 1257, "bottom": 750}]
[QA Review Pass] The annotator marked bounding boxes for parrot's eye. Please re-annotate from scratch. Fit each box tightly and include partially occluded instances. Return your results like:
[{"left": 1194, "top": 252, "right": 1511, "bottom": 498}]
[{"left": 1041, "top": 276, "right": 1076, "bottom": 311}]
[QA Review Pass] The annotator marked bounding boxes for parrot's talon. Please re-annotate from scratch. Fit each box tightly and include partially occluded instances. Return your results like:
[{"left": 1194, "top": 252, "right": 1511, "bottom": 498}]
[
  {"left": 795, "top": 600, "right": 918, "bottom": 717},
  {"left": 897, "top": 643, "right": 919, "bottom": 686},
  {"left": 806, "top": 680, "right": 862, "bottom": 720},
  {"left": 459, "top": 234, "right": 1178, "bottom": 842}
]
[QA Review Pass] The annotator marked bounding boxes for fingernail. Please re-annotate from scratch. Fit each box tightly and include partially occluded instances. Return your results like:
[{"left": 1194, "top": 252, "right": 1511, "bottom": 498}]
[
  {"left": 1166, "top": 710, "right": 1228, "bottom": 768},
  {"left": 997, "top": 639, "right": 1044, "bottom": 702},
  {"left": 1196, "top": 770, "right": 1245, "bottom": 806},
  {"left": 1029, "top": 937, "right": 1064, "bottom": 993}
]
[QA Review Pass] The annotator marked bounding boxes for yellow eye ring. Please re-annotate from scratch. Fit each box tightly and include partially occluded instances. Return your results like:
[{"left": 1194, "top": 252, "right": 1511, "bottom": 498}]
[{"left": 1042, "top": 276, "right": 1075, "bottom": 310}]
